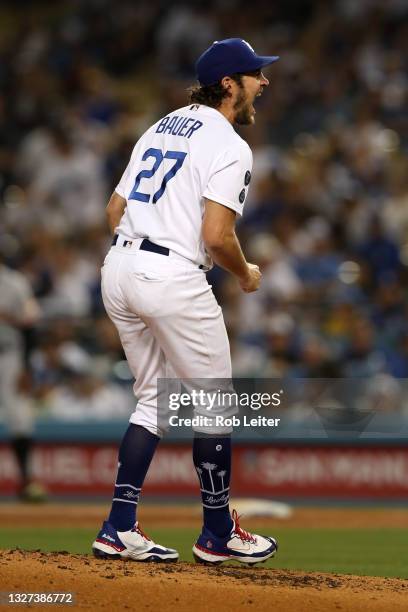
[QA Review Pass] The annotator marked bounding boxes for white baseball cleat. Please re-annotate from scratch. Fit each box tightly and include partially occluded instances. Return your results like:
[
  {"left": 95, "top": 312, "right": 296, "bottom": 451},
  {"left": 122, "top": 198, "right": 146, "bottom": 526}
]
[
  {"left": 192, "top": 509, "right": 278, "bottom": 565},
  {"left": 92, "top": 520, "right": 179, "bottom": 562}
]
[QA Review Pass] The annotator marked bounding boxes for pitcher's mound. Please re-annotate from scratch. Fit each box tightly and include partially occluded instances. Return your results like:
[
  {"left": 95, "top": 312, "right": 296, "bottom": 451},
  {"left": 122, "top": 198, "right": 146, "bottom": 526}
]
[{"left": 1, "top": 549, "right": 407, "bottom": 612}]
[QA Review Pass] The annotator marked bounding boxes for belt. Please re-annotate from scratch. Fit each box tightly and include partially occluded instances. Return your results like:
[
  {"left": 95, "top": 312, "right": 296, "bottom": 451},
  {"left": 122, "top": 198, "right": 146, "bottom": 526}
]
[
  {"left": 112, "top": 234, "right": 169, "bottom": 255},
  {"left": 112, "top": 234, "right": 208, "bottom": 270}
]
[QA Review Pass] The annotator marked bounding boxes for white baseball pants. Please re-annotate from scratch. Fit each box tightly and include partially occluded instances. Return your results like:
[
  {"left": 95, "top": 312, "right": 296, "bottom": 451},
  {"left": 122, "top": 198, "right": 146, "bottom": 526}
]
[{"left": 101, "top": 243, "right": 235, "bottom": 437}]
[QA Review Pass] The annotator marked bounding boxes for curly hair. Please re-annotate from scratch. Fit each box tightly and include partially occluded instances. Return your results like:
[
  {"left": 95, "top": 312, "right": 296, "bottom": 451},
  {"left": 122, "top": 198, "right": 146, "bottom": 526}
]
[{"left": 187, "top": 73, "right": 244, "bottom": 109}]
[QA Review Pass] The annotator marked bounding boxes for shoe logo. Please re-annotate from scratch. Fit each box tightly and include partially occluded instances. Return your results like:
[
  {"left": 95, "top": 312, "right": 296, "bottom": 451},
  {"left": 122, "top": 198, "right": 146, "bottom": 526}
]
[
  {"left": 102, "top": 533, "right": 115, "bottom": 542},
  {"left": 227, "top": 536, "right": 251, "bottom": 552},
  {"left": 206, "top": 540, "right": 213, "bottom": 549},
  {"left": 123, "top": 490, "right": 140, "bottom": 500}
]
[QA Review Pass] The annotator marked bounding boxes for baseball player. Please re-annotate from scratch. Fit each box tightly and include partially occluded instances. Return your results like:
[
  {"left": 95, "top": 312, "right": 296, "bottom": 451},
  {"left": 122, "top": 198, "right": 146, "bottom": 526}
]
[
  {"left": 93, "top": 39, "right": 279, "bottom": 564},
  {"left": 0, "top": 250, "right": 44, "bottom": 501}
]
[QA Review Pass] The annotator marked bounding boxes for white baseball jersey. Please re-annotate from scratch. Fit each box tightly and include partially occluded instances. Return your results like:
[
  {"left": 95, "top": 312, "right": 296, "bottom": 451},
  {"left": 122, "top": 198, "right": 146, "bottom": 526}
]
[{"left": 115, "top": 104, "right": 253, "bottom": 268}]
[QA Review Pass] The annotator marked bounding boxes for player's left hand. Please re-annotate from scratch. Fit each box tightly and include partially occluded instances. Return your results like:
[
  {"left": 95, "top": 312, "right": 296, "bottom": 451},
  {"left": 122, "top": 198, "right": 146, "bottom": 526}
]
[{"left": 239, "top": 263, "right": 262, "bottom": 293}]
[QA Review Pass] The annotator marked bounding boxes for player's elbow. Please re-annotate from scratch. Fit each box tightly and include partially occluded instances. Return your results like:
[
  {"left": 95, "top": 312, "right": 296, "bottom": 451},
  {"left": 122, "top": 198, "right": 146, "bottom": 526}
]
[
  {"left": 202, "top": 199, "right": 237, "bottom": 252},
  {"left": 202, "top": 225, "right": 232, "bottom": 251}
]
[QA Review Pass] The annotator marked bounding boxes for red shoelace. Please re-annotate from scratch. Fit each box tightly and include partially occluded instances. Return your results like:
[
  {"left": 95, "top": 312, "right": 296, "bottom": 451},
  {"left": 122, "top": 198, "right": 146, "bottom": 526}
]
[
  {"left": 232, "top": 509, "right": 257, "bottom": 544},
  {"left": 132, "top": 522, "right": 152, "bottom": 541}
]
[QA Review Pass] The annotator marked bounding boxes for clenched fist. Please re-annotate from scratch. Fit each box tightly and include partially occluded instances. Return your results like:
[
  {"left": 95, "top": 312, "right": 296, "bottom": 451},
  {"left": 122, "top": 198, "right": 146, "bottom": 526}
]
[{"left": 239, "top": 263, "right": 262, "bottom": 293}]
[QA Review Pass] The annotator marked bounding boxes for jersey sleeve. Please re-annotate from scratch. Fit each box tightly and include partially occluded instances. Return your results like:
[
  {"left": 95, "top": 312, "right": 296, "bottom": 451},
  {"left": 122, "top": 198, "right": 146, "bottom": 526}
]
[{"left": 203, "top": 141, "right": 253, "bottom": 216}]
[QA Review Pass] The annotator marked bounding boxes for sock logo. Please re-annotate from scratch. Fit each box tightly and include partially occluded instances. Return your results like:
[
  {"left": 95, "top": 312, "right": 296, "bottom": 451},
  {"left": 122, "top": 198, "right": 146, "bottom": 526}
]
[
  {"left": 204, "top": 493, "right": 229, "bottom": 506},
  {"left": 123, "top": 490, "right": 140, "bottom": 501}
]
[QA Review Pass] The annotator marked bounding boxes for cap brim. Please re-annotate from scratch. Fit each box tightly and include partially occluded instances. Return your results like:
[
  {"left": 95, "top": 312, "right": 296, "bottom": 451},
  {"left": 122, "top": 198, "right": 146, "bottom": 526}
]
[{"left": 257, "top": 55, "right": 280, "bottom": 68}]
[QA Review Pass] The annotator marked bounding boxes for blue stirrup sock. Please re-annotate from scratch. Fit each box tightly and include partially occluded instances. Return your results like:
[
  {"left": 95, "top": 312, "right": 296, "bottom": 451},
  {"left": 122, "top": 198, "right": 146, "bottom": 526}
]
[
  {"left": 108, "top": 424, "right": 160, "bottom": 532},
  {"left": 193, "top": 435, "right": 233, "bottom": 537}
]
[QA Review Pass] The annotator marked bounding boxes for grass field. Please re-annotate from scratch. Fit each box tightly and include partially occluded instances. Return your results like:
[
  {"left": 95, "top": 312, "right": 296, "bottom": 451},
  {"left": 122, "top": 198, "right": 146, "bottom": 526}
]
[{"left": 1, "top": 526, "right": 407, "bottom": 579}]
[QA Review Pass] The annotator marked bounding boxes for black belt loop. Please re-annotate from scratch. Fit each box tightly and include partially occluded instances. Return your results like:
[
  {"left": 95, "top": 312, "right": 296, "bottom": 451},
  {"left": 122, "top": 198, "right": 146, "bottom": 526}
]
[{"left": 112, "top": 234, "right": 118, "bottom": 246}]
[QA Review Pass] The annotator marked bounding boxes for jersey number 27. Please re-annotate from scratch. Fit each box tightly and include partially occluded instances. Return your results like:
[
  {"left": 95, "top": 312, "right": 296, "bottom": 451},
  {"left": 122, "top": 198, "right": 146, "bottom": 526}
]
[{"left": 129, "top": 148, "right": 187, "bottom": 204}]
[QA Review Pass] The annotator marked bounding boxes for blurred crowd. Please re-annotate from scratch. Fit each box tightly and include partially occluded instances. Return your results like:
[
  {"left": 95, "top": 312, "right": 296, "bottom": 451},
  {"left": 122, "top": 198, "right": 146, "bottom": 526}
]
[{"left": 0, "top": 0, "right": 407, "bottom": 424}]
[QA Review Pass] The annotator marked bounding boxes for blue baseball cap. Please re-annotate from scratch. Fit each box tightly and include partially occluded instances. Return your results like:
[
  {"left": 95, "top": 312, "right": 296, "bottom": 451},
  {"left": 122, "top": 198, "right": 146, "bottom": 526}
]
[{"left": 196, "top": 38, "right": 279, "bottom": 86}]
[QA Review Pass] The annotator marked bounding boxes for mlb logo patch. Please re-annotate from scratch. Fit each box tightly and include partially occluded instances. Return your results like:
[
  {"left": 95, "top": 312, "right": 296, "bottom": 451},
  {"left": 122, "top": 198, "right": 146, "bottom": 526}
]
[{"left": 206, "top": 540, "right": 213, "bottom": 549}]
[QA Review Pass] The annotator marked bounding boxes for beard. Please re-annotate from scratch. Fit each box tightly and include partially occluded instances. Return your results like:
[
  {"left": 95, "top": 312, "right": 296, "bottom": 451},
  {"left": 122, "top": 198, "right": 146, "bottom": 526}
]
[{"left": 233, "top": 89, "right": 254, "bottom": 125}]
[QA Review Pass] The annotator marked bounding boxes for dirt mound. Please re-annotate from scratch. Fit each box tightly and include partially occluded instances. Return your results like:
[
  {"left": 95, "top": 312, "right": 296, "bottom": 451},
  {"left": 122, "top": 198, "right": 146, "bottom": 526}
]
[{"left": 1, "top": 549, "right": 407, "bottom": 612}]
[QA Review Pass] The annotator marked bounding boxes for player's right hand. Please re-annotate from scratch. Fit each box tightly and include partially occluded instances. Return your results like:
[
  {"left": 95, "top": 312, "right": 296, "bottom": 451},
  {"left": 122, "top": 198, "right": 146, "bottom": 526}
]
[{"left": 239, "top": 263, "right": 262, "bottom": 293}]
